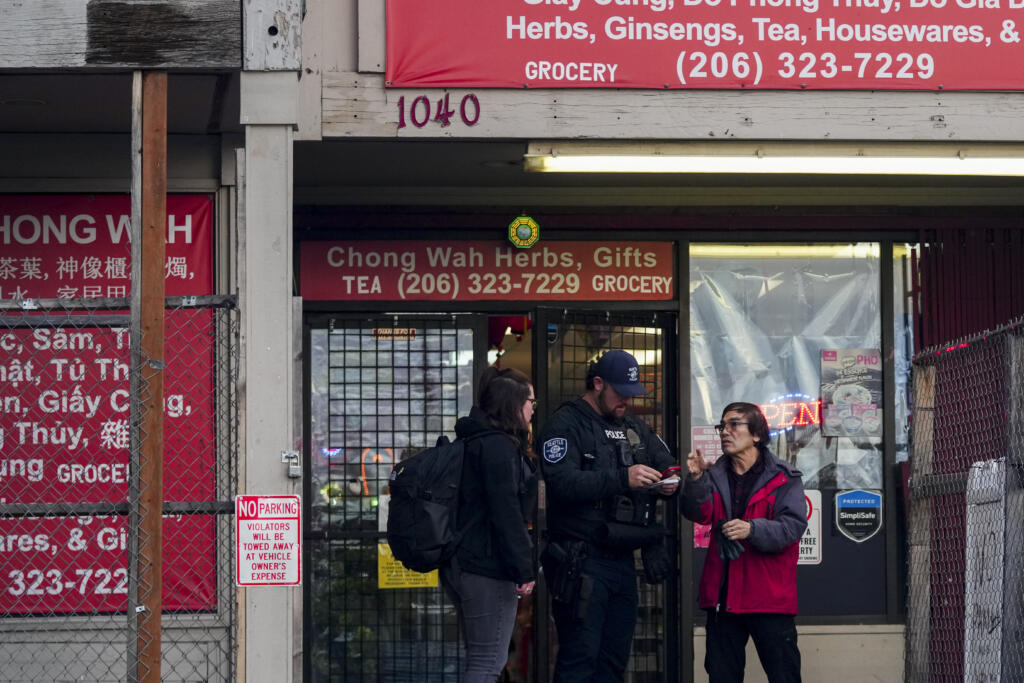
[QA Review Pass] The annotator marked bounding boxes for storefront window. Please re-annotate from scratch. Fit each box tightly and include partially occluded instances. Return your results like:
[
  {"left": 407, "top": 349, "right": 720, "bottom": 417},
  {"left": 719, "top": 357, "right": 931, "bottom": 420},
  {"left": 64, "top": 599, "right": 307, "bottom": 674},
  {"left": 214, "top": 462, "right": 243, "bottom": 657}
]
[{"left": 689, "top": 243, "right": 882, "bottom": 490}]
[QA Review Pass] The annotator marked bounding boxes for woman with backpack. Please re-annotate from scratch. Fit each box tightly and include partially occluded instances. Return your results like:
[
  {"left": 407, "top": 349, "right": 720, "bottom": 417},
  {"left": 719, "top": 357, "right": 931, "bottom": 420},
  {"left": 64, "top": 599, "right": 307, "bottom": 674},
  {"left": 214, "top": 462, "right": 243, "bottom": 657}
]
[{"left": 444, "top": 366, "right": 538, "bottom": 683}]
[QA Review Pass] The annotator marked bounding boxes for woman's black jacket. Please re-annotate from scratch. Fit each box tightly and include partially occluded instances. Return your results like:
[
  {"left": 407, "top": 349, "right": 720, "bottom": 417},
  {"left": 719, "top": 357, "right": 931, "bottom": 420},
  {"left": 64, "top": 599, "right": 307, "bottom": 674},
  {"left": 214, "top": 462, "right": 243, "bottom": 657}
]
[{"left": 452, "top": 406, "right": 537, "bottom": 584}]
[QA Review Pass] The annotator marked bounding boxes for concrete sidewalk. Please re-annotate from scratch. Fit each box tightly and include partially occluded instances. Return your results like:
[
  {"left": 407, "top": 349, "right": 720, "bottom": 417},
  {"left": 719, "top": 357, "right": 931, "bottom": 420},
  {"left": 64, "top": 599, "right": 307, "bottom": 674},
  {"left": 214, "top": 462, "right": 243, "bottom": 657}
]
[{"left": 691, "top": 624, "right": 905, "bottom": 682}]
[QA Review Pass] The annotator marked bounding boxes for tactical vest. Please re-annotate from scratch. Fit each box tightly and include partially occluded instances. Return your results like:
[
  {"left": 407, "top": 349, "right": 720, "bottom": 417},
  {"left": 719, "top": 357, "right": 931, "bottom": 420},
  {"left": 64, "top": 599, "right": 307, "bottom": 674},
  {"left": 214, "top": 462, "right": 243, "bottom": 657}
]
[{"left": 566, "top": 403, "right": 657, "bottom": 530}]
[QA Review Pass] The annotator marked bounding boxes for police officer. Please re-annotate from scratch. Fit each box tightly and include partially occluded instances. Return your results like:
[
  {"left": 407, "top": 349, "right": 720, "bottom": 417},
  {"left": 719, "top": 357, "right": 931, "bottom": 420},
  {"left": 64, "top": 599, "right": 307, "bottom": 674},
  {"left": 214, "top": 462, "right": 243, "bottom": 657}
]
[{"left": 538, "top": 350, "right": 679, "bottom": 682}]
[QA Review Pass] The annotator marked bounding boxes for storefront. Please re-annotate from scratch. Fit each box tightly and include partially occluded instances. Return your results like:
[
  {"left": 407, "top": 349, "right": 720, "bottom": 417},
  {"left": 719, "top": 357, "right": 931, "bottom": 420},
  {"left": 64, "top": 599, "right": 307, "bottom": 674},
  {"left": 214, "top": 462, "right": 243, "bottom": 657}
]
[
  {"left": 294, "top": 196, "right": 998, "bottom": 677},
  {"left": 298, "top": 236, "right": 681, "bottom": 679},
  {"left": 285, "top": 0, "right": 1024, "bottom": 677},
  {"left": 4, "top": 1, "right": 1024, "bottom": 681}
]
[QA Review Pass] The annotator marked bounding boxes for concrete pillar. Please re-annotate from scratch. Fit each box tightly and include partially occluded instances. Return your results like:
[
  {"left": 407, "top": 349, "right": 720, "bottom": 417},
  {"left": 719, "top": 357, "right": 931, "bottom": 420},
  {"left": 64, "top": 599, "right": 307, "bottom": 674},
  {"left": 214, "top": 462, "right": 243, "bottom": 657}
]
[{"left": 239, "top": 70, "right": 299, "bottom": 683}]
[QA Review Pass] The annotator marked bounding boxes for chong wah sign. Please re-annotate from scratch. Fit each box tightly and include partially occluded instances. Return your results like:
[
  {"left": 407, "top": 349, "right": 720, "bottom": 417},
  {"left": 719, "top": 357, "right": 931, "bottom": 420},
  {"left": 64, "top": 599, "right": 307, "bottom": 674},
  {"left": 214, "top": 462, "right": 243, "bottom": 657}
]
[{"left": 299, "top": 241, "right": 675, "bottom": 302}]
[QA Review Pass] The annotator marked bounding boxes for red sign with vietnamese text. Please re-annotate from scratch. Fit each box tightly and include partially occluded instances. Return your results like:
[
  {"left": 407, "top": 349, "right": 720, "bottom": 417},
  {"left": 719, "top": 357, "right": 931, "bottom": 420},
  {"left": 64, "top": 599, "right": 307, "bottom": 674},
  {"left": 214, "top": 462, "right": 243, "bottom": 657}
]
[
  {"left": 0, "top": 194, "right": 216, "bottom": 614},
  {"left": 300, "top": 241, "right": 675, "bottom": 301},
  {"left": 386, "top": 0, "right": 1024, "bottom": 90}
]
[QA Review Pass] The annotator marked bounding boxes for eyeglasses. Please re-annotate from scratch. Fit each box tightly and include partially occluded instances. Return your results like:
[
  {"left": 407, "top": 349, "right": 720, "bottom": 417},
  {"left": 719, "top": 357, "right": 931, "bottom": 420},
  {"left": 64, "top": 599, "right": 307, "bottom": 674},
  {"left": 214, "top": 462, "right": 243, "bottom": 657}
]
[
  {"left": 528, "top": 399, "right": 537, "bottom": 408},
  {"left": 714, "top": 420, "right": 749, "bottom": 434}
]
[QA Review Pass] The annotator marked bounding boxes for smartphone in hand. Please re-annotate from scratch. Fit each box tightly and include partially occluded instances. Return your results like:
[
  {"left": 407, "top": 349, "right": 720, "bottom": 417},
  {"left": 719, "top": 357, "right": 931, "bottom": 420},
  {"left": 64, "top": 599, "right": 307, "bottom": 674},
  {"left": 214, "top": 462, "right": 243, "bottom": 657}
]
[
  {"left": 644, "top": 476, "right": 680, "bottom": 490},
  {"left": 646, "top": 467, "right": 681, "bottom": 490}
]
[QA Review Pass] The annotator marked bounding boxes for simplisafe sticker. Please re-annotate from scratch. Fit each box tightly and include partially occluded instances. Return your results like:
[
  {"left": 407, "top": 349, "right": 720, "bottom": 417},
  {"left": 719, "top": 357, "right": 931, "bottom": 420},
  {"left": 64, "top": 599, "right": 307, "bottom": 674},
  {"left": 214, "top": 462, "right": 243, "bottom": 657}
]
[{"left": 835, "top": 489, "right": 882, "bottom": 543}]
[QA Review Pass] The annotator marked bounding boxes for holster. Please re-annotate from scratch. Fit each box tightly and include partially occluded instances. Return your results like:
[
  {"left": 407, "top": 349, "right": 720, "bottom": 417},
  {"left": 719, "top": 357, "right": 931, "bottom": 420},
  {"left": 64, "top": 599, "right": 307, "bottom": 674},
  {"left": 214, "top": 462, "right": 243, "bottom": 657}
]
[
  {"left": 541, "top": 541, "right": 580, "bottom": 604},
  {"left": 596, "top": 521, "right": 666, "bottom": 551},
  {"left": 540, "top": 540, "right": 592, "bottom": 620}
]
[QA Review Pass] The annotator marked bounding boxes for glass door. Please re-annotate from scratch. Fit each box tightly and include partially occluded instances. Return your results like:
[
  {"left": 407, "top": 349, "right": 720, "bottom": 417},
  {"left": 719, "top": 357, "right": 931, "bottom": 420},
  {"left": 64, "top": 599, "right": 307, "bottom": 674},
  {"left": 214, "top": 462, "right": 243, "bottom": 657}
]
[
  {"left": 533, "top": 308, "right": 680, "bottom": 683},
  {"left": 305, "top": 315, "right": 479, "bottom": 682}
]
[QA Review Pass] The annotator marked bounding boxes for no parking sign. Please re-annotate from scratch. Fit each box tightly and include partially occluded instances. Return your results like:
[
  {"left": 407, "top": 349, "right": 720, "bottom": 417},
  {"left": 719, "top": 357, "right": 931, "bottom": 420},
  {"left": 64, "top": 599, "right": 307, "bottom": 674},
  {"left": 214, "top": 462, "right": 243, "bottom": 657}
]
[{"left": 236, "top": 495, "right": 301, "bottom": 586}]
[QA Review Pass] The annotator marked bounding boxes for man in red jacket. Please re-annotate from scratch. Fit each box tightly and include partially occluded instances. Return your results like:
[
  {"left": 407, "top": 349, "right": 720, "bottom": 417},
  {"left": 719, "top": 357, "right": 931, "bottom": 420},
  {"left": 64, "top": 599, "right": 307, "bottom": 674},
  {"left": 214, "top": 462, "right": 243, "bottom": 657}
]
[{"left": 682, "top": 402, "right": 806, "bottom": 683}]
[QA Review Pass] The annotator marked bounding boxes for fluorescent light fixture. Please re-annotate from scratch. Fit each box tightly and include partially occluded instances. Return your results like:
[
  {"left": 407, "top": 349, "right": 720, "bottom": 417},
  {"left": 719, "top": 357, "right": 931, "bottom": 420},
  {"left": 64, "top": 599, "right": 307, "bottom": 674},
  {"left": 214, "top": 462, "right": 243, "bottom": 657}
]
[
  {"left": 524, "top": 141, "right": 1024, "bottom": 176},
  {"left": 690, "top": 244, "right": 881, "bottom": 258}
]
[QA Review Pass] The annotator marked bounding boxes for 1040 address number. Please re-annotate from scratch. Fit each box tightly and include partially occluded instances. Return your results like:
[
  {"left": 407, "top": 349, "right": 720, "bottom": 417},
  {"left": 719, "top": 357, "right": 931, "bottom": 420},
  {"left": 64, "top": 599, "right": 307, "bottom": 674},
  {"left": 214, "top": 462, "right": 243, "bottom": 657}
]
[{"left": 397, "top": 93, "right": 481, "bottom": 130}]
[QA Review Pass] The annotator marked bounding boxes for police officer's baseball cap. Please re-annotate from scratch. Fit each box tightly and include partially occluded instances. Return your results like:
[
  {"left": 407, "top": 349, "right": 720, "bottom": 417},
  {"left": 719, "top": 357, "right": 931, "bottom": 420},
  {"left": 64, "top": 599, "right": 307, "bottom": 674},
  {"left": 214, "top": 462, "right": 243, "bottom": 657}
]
[{"left": 593, "top": 350, "right": 648, "bottom": 397}]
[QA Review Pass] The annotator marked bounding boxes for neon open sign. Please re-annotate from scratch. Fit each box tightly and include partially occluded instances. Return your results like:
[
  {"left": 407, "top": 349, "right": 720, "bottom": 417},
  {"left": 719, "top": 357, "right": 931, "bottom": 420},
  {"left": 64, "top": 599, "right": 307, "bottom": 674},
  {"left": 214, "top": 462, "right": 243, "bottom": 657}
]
[{"left": 760, "top": 393, "right": 821, "bottom": 435}]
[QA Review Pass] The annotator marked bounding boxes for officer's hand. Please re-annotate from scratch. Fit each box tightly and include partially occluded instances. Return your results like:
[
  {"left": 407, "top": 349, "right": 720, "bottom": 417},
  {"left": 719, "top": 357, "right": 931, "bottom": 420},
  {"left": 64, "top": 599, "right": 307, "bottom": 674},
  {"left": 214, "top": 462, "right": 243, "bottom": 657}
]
[
  {"left": 686, "top": 449, "right": 708, "bottom": 480},
  {"left": 628, "top": 464, "right": 663, "bottom": 489},
  {"left": 657, "top": 480, "right": 679, "bottom": 496}
]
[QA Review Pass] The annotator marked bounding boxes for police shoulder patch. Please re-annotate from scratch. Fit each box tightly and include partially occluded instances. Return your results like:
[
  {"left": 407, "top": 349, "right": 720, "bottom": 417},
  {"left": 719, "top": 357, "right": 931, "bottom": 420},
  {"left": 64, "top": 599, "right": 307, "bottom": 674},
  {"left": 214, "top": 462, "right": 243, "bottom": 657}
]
[{"left": 543, "top": 438, "right": 568, "bottom": 464}]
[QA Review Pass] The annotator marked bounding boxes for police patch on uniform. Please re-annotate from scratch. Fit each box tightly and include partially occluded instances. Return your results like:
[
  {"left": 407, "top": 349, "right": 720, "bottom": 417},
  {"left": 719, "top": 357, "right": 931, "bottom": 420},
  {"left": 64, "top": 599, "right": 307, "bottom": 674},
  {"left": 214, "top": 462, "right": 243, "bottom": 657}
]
[{"left": 543, "top": 438, "right": 568, "bottom": 463}]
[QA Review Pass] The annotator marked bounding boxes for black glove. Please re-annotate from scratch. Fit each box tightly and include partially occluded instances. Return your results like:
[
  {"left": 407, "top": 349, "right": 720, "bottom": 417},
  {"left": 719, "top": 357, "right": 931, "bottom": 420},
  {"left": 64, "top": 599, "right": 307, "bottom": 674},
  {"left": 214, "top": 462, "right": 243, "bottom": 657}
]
[
  {"left": 716, "top": 527, "right": 745, "bottom": 562},
  {"left": 641, "top": 542, "right": 673, "bottom": 584}
]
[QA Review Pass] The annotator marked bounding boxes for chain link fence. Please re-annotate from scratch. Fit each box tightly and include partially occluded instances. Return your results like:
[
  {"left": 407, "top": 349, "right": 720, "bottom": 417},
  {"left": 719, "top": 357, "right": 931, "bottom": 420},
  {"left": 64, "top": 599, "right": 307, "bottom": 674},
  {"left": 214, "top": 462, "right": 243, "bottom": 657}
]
[
  {"left": 0, "top": 295, "right": 239, "bottom": 683},
  {"left": 906, "top": 315, "right": 1024, "bottom": 682}
]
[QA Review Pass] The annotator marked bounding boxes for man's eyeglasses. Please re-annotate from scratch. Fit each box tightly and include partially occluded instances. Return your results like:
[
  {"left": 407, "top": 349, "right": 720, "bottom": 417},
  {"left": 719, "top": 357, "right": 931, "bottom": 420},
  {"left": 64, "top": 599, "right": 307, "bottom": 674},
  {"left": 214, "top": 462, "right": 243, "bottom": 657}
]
[
  {"left": 714, "top": 420, "right": 749, "bottom": 434},
  {"left": 528, "top": 399, "right": 538, "bottom": 408}
]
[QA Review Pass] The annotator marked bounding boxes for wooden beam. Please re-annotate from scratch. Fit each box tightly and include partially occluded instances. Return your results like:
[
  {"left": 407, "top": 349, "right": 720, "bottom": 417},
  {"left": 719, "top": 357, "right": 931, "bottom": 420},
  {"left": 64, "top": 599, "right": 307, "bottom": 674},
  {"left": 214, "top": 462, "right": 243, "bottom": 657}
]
[
  {"left": 137, "top": 70, "right": 167, "bottom": 683},
  {"left": 906, "top": 363, "right": 935, "bottom": 680},
  {"left": 323, "top": 72, "right": 1024, "bottom": 141},
  {"left": 292, "top": 185, "right": 1024, "bottom": 208},
  {"left": 296, "top": 0, "right": 325, "bottom": 140},
  {"left": 357, "top": 0, "right": 385, "bottom": 73},
  {"left": 0, "top": 0, "right": 240, "bottom": 69},
  {"left": 244, "top": 0, "right": 302, "bottom": 71}
]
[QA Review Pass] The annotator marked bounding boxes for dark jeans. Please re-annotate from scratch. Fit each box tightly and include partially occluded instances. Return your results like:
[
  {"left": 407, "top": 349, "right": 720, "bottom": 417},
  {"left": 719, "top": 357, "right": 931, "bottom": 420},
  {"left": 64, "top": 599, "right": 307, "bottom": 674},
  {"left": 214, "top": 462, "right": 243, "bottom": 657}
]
[
  {"left": 441, "top": 565, "right": 518, "bottom": 683},
  {"left": 704, "top": 610, "right": 802, "bottom": 683},
  {"left": 551, "top": 556, "right": 637, "bottom": 682}
]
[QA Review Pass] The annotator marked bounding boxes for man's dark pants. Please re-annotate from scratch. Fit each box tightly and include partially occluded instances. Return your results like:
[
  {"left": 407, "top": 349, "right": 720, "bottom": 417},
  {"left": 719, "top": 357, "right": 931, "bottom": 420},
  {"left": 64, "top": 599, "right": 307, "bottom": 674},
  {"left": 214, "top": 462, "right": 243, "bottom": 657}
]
[
  {"left": 704, "top": 609, "right": 802, "bottom": 683},
  {"left": 551, "top": 555, "right": 637, "bottom": 682}
]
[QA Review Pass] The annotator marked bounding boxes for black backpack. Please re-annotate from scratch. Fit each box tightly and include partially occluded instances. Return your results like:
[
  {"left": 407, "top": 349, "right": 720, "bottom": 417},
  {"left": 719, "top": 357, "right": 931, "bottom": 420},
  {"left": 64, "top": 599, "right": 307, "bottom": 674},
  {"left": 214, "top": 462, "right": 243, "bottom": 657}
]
[{"left": 386, "top": 432, "right": 493, "bottom": 573}]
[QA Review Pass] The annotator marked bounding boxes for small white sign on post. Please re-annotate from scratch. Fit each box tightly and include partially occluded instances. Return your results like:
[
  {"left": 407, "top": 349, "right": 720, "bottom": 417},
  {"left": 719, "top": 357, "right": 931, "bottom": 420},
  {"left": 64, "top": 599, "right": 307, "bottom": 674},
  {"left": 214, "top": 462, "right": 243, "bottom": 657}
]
[
  {"left": 799, "top": 490, "right": 822, "bottom": 565},
  {"left": 236, "top": 495, "right": 301, "bottom": 586}
]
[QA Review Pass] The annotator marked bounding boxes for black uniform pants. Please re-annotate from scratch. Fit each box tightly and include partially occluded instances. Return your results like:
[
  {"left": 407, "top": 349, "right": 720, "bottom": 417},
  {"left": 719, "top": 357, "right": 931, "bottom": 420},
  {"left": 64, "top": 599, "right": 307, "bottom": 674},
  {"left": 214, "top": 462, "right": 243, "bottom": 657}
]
[
  {"left": 551, "top": 555, "right": 636, "bottom": 682},
  {"left": 704, "top": 609, "right": 801, "bottom": 683}
]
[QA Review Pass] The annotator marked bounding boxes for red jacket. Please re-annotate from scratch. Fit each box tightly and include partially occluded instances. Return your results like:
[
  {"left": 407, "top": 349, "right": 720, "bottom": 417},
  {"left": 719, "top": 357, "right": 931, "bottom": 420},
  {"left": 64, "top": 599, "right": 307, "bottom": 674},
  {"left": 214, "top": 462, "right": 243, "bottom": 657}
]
[{"left": 681, "top": 449, "right": 806, "bottom": 614}]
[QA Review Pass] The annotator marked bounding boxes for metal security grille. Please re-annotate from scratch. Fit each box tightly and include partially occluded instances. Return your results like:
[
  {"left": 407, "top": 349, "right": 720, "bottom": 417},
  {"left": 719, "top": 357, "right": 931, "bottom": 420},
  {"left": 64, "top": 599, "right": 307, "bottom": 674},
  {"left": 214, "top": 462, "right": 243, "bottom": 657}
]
[
  {"left": 0, "top": 295, "right": 239, "bottom": 682},
  {"left": 541, "top": 310, "right": 676, "bottom": 682},
  {"left": 307, "top": 318, "right": 474, "bottom": 682},
  {"left": 905, "top": 316, "right": 1024, "bottom": 682}
]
